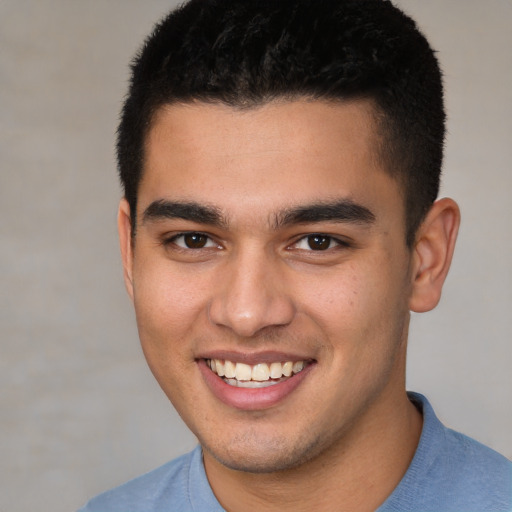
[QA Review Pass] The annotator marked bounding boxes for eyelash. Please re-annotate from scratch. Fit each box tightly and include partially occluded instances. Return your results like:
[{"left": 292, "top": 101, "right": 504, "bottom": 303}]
[
  {"left": 163, "top": 232, "right": 220, "bottom": 250},
  {"left": 162, "top": 232, "right": 351, "bottom": 252},
  {"left": 292, "top": 234, "right": 350, "bottom": 252}
]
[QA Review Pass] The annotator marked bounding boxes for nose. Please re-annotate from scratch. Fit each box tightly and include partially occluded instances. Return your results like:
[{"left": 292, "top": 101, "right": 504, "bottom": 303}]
[{"left": 208, "top": 247, "right": 296, "bottom": 338}]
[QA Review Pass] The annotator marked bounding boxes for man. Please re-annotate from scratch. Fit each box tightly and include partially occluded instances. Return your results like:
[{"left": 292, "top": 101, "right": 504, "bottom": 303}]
[{"left": 80, "top": 0, "right": 512, "bottom": 510}]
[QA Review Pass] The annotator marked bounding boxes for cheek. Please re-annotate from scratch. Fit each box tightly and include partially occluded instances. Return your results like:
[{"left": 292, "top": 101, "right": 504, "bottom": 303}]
[
  {"left": 132, "top": 261, "right": 210, "bottom": 352},
  {"left": 298, "top": 259, "right": 408, "bottom": 349},
  {"left": 131, "top": 266, "right": 208, "bottom": 406},
  {"left": 298, "top": 263, "right": 373, "bottom": 316}
]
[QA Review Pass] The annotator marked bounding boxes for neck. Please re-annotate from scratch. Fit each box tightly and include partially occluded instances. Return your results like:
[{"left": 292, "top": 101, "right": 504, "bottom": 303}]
[{"left": 203, "top": 388, "right": 422, "bottom": 512}]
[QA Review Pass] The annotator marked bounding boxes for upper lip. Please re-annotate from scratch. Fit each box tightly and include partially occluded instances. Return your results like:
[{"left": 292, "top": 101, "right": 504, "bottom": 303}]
[{"left": 195, "top": 350, "right": 315, "bottom": 365}]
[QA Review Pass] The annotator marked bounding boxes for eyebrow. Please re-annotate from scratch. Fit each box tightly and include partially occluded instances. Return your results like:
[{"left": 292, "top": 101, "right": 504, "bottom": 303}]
[
  {"left": 142, "top": 199, "right": 227, "bottom": 228},
  {"left": 142, "top": 198, "right": 376, "bottom": 230},
  {"left": 274, "top": 199, "right": 376, "bottom": 228}
]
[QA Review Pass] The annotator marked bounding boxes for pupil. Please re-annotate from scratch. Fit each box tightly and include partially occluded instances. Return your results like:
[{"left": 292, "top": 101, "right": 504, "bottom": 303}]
[
  {"left": 308, "top": 235, "right": 330, "bottom": 250},
  {"left": 184, "top": 233, "right": 207, "bottom": 248}
]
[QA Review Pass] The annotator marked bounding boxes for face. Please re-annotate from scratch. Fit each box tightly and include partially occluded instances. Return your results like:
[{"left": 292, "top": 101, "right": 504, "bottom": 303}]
[{"left": 121, "top": 100, "right": 416, "bottom": 473}]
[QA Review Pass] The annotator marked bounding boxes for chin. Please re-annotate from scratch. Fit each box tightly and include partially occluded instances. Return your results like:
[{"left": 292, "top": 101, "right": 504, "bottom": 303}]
[{"left": 200, "top": 430, "right": 327, "bottom": 474}]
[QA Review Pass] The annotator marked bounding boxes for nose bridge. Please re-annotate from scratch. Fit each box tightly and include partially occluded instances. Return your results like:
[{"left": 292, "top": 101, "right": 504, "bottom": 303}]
[{"left": 208, "top": 242, "right": 295, "bottom": 337}]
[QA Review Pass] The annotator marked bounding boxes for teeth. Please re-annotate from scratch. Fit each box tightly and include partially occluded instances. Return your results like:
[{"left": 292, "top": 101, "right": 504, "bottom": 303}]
[
  {"left": 235, "top": 362, "right": 252, "bottom": 381},
  {"left": 225, "top": 378, "right": 283, "bottom": 388},
  {"left": 270, "top": 362, "right": 283, "bottom": 379},
  {"left": 206, "top": 358, "right": 307, "bottom": 383},
  {"left": 292, "top": 361, "right": 304, "bottom": 373},
  {"left": 224, "top": 360, "right": 236, "bottom": 379},
  {"left": 215, "top": 359, "right": 225, "bottom": 377},
  {"left": 282, "top": 361, "right": 293, "bottom": 377},
  {"left": 252, "top": 363, "right": 270, "bottom": 381}
]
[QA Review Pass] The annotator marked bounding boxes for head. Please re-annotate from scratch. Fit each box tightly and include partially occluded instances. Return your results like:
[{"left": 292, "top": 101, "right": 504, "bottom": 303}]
[
  {"left": 117, "top": 0, "right": 445, "bottom": 248},
  {"left": 116, "top": 0, "right": 460, "bottom": 479}
]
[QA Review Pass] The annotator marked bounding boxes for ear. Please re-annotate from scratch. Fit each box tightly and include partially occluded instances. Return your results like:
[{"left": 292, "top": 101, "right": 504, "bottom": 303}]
[
  {"left": 409, "top": 198, "right": 460, "bottom": 313},
  {"left": 118, "top": 198, "right": 135, "bottom": 301}
]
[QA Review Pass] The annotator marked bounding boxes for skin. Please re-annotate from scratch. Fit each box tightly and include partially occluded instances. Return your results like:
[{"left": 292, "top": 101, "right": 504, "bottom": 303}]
[{"left": 118, "top": 99, "right": 460, "bottom": 511}]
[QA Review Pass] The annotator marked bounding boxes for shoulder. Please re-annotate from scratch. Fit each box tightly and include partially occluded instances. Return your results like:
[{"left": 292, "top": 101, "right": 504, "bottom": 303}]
[
  {"left": 380, "top": 393, "right": 512, "bottom": 512},
  {"left": 78, "top": 446, "right": 217, "bottom": 512},
  {"left": 438, "top": 427, "right": 512, "bottom": 507}
]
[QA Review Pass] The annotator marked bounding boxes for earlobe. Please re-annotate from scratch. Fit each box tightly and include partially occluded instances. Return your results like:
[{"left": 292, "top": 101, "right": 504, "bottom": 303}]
[
  {"left": 409, "top": 198, "right": 460, "bottom": 313},
  {"left": 118, "top": 198, "right": 135, "bottom": 301}
]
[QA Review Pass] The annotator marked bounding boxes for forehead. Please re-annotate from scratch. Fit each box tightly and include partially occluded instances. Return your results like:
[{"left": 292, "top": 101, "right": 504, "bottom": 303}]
[{"left": 140, "top": 99, "right": 403, "bottom": 225}]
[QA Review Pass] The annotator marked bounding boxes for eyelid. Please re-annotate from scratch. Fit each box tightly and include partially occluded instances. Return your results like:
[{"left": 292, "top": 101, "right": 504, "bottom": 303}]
[
  {"left": 160, "top": 231, "right": 352, "bottom": 251},
  {"left": 163, "top": 231, "right": 221, "bottom": 249},
  {"left": 289, "top": 233, "right": 352, "bottom": 251}
]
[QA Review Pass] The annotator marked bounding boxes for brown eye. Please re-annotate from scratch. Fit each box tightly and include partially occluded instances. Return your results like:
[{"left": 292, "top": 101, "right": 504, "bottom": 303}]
[
  {"left": 183, "top": 233, "right": 208, "bottom": 248},
  {"left": 307, "top": 235, "right": 331, "bottom": 250}
]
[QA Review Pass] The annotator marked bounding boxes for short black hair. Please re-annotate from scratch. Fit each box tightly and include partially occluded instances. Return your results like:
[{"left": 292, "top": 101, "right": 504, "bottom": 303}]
[{"left": 117, "top": 0, "right": 445, "bottom": 246}]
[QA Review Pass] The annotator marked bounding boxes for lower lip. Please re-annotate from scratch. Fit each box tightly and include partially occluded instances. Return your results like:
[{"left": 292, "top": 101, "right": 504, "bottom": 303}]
[{"left": 198, "top": 360, "right": 314, "bottom": 410}]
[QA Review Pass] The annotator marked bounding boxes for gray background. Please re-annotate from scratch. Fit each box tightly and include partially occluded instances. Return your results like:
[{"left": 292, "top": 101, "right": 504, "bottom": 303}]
[{"left": 1, "top": 1, "right": 510, "bottom": 511}]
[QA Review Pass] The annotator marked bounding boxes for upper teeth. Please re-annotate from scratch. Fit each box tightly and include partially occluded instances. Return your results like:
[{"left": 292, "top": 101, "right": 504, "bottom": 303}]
[{"left": 206, "top": 359, "right": 305, "bottom": 381}]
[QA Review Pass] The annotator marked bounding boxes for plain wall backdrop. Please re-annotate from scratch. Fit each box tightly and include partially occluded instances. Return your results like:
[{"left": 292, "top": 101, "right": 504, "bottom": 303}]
[{"left": 1, "top": 1, "right": 510, "bottom": 511}]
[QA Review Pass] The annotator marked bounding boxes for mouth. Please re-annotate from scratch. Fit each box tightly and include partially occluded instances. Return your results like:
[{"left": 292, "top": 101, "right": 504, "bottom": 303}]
[
  {"left": 199, "top": 354, "right": 315, "bottom": 409},
  {"left": 205, "top": 358, "right": 309, "bottom": 388}
]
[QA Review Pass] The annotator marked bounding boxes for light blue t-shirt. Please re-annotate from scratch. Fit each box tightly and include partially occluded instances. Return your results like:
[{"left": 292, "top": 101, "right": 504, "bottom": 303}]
[{"left": 79, "top": 393, "right": 512, "bottom": 511}]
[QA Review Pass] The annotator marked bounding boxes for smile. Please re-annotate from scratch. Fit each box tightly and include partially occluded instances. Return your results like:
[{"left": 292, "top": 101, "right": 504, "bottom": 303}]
[{"left": 206, "top": 359, "right": 307, "bottom": 388}]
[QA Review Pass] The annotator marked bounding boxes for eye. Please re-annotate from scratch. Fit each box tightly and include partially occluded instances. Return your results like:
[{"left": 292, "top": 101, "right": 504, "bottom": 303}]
[
  {"left": 169, "top": 232, "right": 218, "bottom": 249},
  {"left": 293, "top": 234, "right": 344, "bottom": 251}
]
